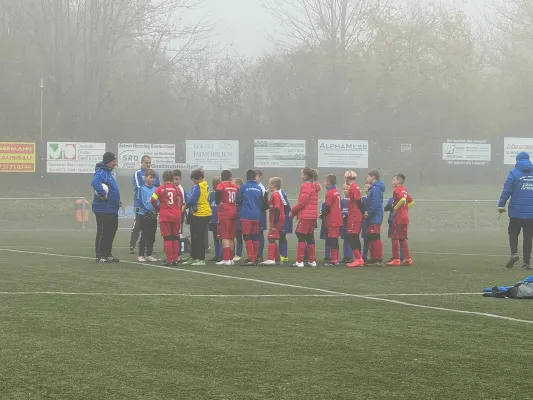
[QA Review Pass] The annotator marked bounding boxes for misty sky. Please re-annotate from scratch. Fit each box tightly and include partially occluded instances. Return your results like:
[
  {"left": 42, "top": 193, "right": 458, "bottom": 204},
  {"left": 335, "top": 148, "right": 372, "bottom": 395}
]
[{"left": 201, "top": 0, "right": 489, "bottom": 56}]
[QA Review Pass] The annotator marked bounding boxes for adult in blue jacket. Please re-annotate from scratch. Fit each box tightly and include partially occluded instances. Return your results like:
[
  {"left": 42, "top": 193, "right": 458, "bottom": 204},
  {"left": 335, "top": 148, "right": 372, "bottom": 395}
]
[
  {"left": 91, "top": 152, "right": 121, "bottom": 263},
  {"left": 498, "top": 151, "right": 533, "bottom": 270},
  {"left": 129, "top": 155, "right": 160, "bottom": 253},
  {"left": 365, "top": 169, "right": 385, "bottom": 263}
]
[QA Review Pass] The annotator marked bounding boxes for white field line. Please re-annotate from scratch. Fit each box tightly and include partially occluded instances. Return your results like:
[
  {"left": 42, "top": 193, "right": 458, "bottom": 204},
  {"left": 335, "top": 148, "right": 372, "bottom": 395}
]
[
  {"left": 0, "top": 291, "right": 480, "bottom": 297},
  {"left": 0, "top": 248, "right": 530, "bottom": 325},
  {"left": 0, "top": 245, "right": 509, "bottom": 258}
]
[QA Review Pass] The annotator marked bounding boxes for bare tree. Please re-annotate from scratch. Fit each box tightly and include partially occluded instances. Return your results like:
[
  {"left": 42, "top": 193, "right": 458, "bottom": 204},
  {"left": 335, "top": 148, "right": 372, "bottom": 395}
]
[{"left": 261, "top": 0, "right": 389, "bottom": 66}]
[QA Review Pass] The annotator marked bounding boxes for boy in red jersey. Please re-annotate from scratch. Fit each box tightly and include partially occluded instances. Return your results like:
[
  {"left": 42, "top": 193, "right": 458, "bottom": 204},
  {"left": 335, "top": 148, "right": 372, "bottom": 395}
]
[
  {"left": 344, "top": 170, "right": 366, "bottom": 267},
  {"left": 215, "top": 170, "right": 239, "bottom": 265},
  {"left": 151, "top": 170, "right": 183, "bottom": 266},
  {"left": 386, "top": 173, "right": 414, "bottom": 266},
  {"left": 261, "top": 177, "right": 285, "bottom": 265},
  {"left": 290, "top": 167, "right": 320, "bottom": 268},
  {"left": 323, "top": 174, "right": 343, "bottom": 266}
]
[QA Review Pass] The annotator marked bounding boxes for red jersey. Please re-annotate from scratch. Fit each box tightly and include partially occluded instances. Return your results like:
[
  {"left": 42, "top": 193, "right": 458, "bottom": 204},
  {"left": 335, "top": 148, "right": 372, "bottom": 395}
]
[
  {"left": 268, "top": 191, "right": 285, "bottom": 230},
  {"left": 152, "top": 183, "right": 183, "bottom": 222},
  {"left": 325, "top": 187, "right": 343, "bottom": 228},
  {"left": 392, "top": 185, "right": 413, "bottom": 225},
  {"left": 348, "top": 182, "right": 363, "bottom": 223},
  {"left": 215, "top": 181, "right": 239, "bottom": 219}
]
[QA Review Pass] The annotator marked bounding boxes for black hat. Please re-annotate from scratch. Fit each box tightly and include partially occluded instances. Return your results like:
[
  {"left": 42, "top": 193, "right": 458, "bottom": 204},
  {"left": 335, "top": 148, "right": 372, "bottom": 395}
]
[{"left": 103, "top": 152, "right": 116, "bottom": 164}]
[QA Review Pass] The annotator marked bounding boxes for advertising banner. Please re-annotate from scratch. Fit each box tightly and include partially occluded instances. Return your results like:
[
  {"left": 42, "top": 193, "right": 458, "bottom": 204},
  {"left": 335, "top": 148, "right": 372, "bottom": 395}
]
[
  {"left": 317, "top": 140, "right": 369, "bottom": 169},
  {"left": 442, "top": 139, "right": 491, "bottom": 165},
  {"left": 117, "top": 143, "right": 175, "bottom": 169},
  {"left": 503, "top": 137, "right": 533, "bottom": 165},
  {"left": 186, "top": 140, "right": 239, "bottom": 170},
  {"left": 254, "top": 139, "right": 305, "bottom": 168},
  {"left": 47, "top": 142, "right": 106, "bottom": 173},
  {"left": 0, "top": 142, "right": 36, "bottom": 172}
]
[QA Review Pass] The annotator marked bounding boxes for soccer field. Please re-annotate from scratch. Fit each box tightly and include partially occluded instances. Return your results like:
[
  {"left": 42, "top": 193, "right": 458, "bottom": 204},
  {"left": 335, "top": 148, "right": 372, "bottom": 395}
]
[{"left": 0, "top": 228, "right": 531, "bottom": 399}]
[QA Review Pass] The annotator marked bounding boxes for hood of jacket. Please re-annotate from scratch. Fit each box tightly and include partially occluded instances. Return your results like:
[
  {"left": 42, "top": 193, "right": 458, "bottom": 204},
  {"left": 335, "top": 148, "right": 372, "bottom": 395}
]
[
  {"left": 371, "top": 180, "right": 386, "bottom": 193},
  {"left": 515, "top": 152, "right": 533, "bottom": 173}
]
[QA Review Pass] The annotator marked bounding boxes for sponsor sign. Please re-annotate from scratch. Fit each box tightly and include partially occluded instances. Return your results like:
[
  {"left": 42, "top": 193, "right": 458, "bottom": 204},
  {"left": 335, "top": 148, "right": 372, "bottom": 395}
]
[
  {"left": 0, "top": 142, "right": 36, "bottom": 172},
  {"left": 150, "top": 163, "right": 203, "bottom": 171},
  {"left": 186, "top": 140, "right": 239, "bottom": 170},
  {"left": 317, "top": 140, "right": 369, "bottom": 168},
  {"left": 503, "top": 137, "right": 533, "bottom": 165},
  {"left": 401, "top": 144, "right": 412, "bottom": 153},
  {"left": 117, "top": 143, "right": 175, "bottom": 169},
  {"left": 254, "top": 139, "right": 306, "bottom": 168},
  {"left": 442, "top": 139, "right": 491, "bottom": 165},
  {"left": 47, "top": 142, "right": 106, "bottom": 173}
]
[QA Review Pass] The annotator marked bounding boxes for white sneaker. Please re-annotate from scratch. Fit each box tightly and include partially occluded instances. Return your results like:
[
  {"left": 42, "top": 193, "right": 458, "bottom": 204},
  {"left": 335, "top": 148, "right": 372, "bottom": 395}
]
[
  {"left": 227, "top": 260, "right": 234, "bottom": 266},
  {"left": 293, "top": 262, "right": 305, "bottom": 268},
  {"left": 260, "top": 260, "right": 276, "bottom": 266},
  {"left": 138, "top": 256, "right": 146, "bottom": 262},
  {"left": 145, "top": 256, "right": 158, "bottom": 262},
  {"left": 307, "top": 261, "right": 317, "bottom": 267},
  {"left": 216, "top": 260, "right": 227, "bottom": 265},
  {"left": 232, "top": 255, "right": 242, "bottom": 262}
]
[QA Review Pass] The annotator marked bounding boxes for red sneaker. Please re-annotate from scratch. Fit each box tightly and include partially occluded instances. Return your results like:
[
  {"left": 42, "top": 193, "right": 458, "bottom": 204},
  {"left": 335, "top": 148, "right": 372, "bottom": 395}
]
[
  {"left": 386, "top": 259, "right": 401, "bottom": 266},
  {"left": 401, "top": 258, "right": 413, "bottom": 266},
  {"left": 347, "top": 259, "right": 365, "bottom": 268}
]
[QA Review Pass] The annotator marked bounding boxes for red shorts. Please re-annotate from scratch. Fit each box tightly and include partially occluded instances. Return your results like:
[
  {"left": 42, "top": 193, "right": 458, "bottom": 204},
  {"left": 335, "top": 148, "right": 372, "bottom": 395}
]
[
  {"left": 346, "top": 220, "right": 362, "bottom": 235},
  {"left": 391, "top": 223, "right": 408, "bottom": 240},
  {"left": 296, "top": 219, "right": 316, "bottom": 235},
  {"left": 267, "top": 227, "right": 282, "bottom": 240},
  {"left": 159, "top": 220, "right": 180, "bottom": 237},
  {"left": 217, "top": 219, "right": 237, "bottom": 239},
  {"left": 366, "top": 224, "right": 381, "bottom": 235},
  {"left": 241, "top": 219, "right": 259, "bottom": 235},
  {"left": 327, "top": 227, "right": 341, "bottom": 238}
]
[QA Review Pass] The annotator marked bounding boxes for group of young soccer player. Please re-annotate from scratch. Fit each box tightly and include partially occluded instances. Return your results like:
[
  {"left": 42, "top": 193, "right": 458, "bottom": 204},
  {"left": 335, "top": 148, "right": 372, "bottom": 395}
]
[{"left": 134, "top": 166, "right": 415, "bottom": 267}]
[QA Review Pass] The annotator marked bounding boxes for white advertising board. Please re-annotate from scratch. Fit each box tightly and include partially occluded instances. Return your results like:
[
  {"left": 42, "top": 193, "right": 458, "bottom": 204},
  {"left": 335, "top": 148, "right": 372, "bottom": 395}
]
[
  {"left": 117, "top": 143, "right": 175, "bottom": 169},
  {"left": 254, "top": 139, "right": 306, "bottom": 168},
  {"left": 504, "top": 137, "right": 533, "bottom": 165},
  {"left": 47, "top": 142, "right": 106, "bottom": 173},
  {"left": 186, "top": 140, "right": 239, "bottom": 170},
  {"left": 442, "top": 139, "right": 491, "bottom": 165},
  {"left": 317, "top": 140, "right": 368, "bottom": 169}
]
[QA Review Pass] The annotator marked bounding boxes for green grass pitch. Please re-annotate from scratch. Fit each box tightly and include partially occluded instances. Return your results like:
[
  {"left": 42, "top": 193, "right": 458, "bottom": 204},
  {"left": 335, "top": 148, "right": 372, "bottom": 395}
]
[{"left": 0, "top": 227, "right": 531, "bottom": 400}]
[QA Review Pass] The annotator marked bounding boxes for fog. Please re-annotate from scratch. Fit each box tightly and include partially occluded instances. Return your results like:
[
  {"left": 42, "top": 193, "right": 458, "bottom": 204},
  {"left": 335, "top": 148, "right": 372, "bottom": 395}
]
[{"left": 1, "top": 0, "right": 530, "bottom": 208}]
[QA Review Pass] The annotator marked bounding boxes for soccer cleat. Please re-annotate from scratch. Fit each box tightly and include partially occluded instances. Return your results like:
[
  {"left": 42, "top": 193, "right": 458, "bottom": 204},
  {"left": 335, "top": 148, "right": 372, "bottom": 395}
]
[
  {"left": 107, "top": 256, "right": 120, "bottom": 263},
  {"left": 129, "top": 246, "right": 135, "bottom": 254},
  {"left": 182, "top": 258, "right": 197, "bottom": 265},
  {"left": 292, "top": 262, "right": 305, "bottom": 268},
  {"left": 216, "top": 259, "right": 227, "bottom": 265},
  {"left": 523, "top": 263, "right": 532, "bottom": 270},
  {"left": 137, "top": 256, "right": 146, "bottom": 262},
  {"left": 386, "top": 259, "right": 402, "bottom": 266},
  {"left": 145, "top": 256, "right": 158, "bottom": 262},
  {"left": 280, "top": 256, "right": 288, "bottom": 262},
  {"left": 191, "top": 260, "right": 207, "bottom": 266},
  {"left": 347, "top": 259, "right": 365, "bottom": 268},
  {"left": 401, "top": 258, "right": 413, "bottom": 266},
  {"left": 307, "top": 261, "right": 317, "bottom": 267},
  {"left": 232, "top": 255, "right": 242, "bottom": 262},
  {"left": 260, "top": 260, "right": 276, "bottom": 266},
  {"left": 324, "top": 262, "right": 340, "bottom": 267},
  {"left": 506, "top": 254, "right": 520, "bottom": 269}
]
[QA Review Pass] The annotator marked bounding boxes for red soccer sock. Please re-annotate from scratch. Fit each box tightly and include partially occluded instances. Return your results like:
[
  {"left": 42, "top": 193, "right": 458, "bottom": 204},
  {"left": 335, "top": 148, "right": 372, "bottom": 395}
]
[
  {"left": 353, "top": 249, "right": 362, "bottom": 260},
  {"left": 268, "top": 243, "right": 277, "bottom": 261},
  {"left": 172, "top": 240, "right": 179, "bottom": 261},
  {"left": 245, "top": 240, "right": 255, "bottom": 262},
  {"left": 308, "top": 244, "right": 316, "bottom": 262},
  {"left": 223, "top": 247, "right": 231, "bottom": 261},
  {"left": 297, "top": 242, "right": 306, "bottom": 263},
  {"left": 401, "top": 240, "right": 410, "bottom": 259},
  {"left": 392, "top": 240, "right": 400, "bottom": 259},
  {"left": 164, "top": 241, "right": 174, "bottom": 262},
  {"left": 331, "top": 249, "right": 339, "bottom": 263}
]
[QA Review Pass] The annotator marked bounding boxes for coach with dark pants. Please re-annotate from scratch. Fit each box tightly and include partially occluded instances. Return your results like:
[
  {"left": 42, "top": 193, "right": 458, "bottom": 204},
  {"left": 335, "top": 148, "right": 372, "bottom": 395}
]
[
  {"left": 498, "top": 151, "right": 533, "bottom": 270},
  {"left": 91, "top": 152, "right": 121, "bottom": 263}
]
